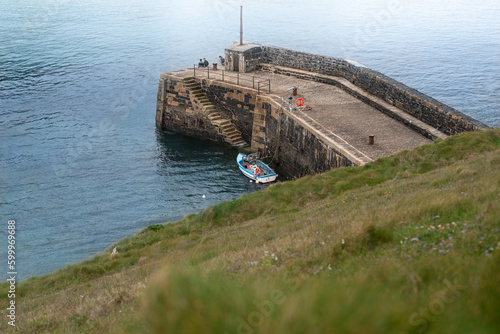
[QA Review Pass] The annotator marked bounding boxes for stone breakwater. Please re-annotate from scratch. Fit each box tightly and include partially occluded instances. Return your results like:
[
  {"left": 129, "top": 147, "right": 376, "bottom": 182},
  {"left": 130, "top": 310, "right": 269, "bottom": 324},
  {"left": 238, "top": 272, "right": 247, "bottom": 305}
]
[{"left": 156, "top": 43, "right": 488, "bottom": 178}]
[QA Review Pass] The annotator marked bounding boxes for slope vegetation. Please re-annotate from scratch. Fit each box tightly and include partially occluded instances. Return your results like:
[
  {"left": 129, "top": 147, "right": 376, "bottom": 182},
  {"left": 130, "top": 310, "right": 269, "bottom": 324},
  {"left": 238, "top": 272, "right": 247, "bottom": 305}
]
[{"left": 1, "top": 129, "right": 499, "bottom": 333}]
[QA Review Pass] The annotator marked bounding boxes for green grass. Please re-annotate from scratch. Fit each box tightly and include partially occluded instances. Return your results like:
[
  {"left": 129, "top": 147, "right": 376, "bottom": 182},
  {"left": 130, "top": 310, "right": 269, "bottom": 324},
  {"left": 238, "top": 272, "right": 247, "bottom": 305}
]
[{"left": 1, "top": 129, "right": 499, "bottom": 333}]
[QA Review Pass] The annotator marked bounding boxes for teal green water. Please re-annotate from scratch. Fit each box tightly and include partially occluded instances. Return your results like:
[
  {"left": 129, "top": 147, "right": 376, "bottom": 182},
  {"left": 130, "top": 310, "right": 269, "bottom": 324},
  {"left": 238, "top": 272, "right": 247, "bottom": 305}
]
[{"left": 1, "top": 0, "right": 499, "bottom": 280}]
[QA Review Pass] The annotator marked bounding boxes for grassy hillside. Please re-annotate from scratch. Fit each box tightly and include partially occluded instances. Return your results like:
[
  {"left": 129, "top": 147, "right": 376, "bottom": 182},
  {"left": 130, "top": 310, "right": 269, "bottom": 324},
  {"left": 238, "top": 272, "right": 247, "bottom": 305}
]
[{"left": 1, "top": 129, "right": 499, "bottom": 333}]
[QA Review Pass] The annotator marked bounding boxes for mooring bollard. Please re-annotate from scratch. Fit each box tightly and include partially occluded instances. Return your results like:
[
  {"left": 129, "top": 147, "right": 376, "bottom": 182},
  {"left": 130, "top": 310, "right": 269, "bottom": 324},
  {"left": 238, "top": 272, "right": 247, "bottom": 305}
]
[{"left": 369, "top": 135, "right": 375, "bottom": 145}]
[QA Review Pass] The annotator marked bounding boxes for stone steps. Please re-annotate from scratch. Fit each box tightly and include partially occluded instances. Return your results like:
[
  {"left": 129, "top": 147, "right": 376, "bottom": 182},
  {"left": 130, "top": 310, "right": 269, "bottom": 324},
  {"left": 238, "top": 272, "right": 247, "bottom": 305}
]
[
  {"left": 231, "top": 139, "right": 246, "bottom": 146},
  {"left": 183, "top": 77, "right": 247, "bottom": 147}
]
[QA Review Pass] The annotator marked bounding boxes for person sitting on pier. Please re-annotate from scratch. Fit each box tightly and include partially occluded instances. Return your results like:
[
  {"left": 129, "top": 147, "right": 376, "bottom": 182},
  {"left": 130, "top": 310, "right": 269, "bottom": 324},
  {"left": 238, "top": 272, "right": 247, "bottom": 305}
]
[
  {"left": 203, "top": 58, "right": 209, "bottom": 67},
  {"left": 219, "top": 55, "right": 225, "bottom": 65},
  {"left": 198, "top": 59, "right": 205, "bottom": 67}
]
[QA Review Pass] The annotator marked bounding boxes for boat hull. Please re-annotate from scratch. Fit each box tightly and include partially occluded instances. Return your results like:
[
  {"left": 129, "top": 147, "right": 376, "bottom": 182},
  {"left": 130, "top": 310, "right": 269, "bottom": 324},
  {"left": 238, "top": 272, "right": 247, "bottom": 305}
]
[{"left": 237, "top": 153, "right": 277, "bottom": 183}]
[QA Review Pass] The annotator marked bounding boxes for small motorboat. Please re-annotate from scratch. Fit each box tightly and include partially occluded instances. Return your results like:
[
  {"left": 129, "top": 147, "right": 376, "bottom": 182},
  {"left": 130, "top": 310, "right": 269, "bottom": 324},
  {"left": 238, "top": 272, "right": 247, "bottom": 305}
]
[{"left": 237, "top": 153, "right": 278, "bottom": 183}]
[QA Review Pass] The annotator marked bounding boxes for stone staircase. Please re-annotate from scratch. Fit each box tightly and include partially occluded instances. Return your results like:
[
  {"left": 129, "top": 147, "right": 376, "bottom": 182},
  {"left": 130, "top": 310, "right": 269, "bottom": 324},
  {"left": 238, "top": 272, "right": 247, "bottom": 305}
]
[{"left": 184, "top": 77, "right": 247, "bottom": 147}]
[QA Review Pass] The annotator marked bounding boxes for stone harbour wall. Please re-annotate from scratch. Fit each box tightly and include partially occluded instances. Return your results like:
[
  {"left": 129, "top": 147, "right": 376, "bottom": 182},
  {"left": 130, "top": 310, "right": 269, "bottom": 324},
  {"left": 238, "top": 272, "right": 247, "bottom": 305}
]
[
  {"left": 259, "top": 98, "right": 354, "bottom": 177},
  {"left": 156, "top": 75, "right": 227, "bottom": 144},
  {"left": 258, "top": 45, "right": 489, "bottom": 135},
  {"left": 200, "top": 79, "right": 257, "bottom": 143}
]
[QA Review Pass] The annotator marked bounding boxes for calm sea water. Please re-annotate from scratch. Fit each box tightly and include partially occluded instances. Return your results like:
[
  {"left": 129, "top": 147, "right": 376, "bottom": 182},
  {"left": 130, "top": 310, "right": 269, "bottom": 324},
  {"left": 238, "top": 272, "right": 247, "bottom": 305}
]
[{"left": 1, "top": 0, "right": 499, "bottom": 280}]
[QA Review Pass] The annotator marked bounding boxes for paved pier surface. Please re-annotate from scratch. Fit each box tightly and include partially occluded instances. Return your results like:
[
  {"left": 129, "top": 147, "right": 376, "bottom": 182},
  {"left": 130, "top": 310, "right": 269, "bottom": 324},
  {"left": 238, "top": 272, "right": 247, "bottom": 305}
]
[
  {"left": 252, "top": 70, "right": 436, "bottom": 160},
  {"left": 169, "top": 67, "right": 442, "bottom": 161}
]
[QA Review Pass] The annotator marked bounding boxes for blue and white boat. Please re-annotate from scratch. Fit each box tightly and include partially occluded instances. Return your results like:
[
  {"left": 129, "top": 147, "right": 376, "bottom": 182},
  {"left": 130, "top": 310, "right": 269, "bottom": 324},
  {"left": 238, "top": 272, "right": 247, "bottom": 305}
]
[{"left": 237, "top": 153, "right": 278, "bottom": 183}]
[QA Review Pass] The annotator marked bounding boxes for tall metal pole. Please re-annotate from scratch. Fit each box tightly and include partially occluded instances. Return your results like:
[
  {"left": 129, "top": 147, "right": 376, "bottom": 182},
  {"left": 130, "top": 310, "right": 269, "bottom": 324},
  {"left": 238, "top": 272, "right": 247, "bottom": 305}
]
[{"left": 240, "top": 6, "right": 243, "bottom": 45}]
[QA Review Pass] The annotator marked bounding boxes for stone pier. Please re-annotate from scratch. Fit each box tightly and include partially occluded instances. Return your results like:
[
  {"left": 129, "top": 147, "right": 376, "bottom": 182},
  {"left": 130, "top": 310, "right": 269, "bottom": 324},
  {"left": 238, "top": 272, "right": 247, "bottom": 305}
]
[{"left": 156, "top": 43, "right": 489, "bottom": 178}]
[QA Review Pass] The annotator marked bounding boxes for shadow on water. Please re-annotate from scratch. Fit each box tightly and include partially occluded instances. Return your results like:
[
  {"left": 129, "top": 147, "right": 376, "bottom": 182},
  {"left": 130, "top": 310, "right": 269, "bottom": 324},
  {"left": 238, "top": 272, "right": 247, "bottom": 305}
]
[{"left": 155, "top": 130, "right": 291, "bottom": 185}]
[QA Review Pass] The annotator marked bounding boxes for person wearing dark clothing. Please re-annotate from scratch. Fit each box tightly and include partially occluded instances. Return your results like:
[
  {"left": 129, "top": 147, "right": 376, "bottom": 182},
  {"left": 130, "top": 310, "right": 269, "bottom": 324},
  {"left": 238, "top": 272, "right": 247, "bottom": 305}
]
[
  {"left": 203, "top": 58, "right": 209, "bottom": 67},
  {"left": 219, "top": 55, "right": 225, "bottom": 65},
  {"left": 198, "top": 59, "right": 204, "bottom": 67}
]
